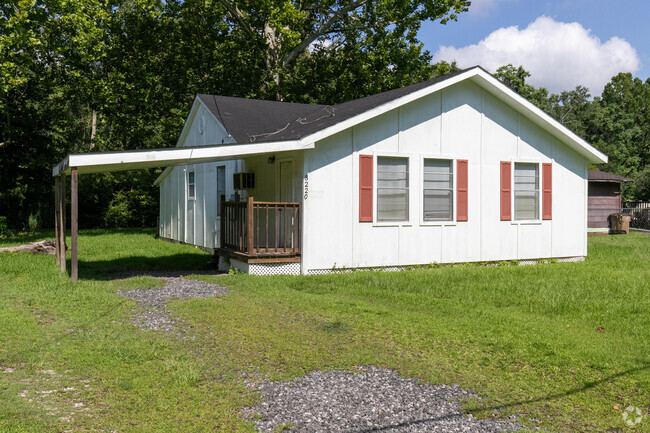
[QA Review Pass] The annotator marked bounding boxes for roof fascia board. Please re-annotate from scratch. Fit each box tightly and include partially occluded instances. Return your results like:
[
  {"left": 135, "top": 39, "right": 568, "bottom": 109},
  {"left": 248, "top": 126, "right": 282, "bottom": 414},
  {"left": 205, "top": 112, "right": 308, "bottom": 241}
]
[
  {"left": 470, "top": 71, "right": 608, "bottom": 164},
  {"left": 53, "top": 140, "right": 312, "bottom": 177},
  {"left": 154, "top": 166, "right": 172, "bottom": 185},
  {"left": 52, "top": 156, "right": 69, "bottom": 177},
  {"left": 298, "top": 70, "right": 474, "bottom": 146},
  {"left": 175, "top": 97, "right": 201, "bottom": 148},
  {"left": 298, "top": 67, "right": 607, "bottom": 164},
  {"left": 157, "top": 96, "right": 234, "bottom": 183}
]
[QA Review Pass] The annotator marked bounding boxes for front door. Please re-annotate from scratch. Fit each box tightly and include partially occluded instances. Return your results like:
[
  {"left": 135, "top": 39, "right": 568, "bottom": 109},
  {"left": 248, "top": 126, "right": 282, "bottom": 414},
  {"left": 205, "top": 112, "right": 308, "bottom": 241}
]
[{"left": 279, "top": 161, "right": 294, "bottom": 249}]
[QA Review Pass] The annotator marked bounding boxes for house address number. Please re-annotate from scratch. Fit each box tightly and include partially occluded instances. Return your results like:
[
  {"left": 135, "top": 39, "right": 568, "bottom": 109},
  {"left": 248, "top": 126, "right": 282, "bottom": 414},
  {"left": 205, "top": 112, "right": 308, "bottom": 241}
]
[{"left": 303, "top": 174, "right": 309, "bottom": 200}]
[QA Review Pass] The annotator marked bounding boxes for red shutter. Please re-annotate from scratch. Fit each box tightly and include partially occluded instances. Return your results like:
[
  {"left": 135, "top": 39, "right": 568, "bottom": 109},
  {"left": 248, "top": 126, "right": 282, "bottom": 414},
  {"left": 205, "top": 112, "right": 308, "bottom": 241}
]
[
  {"left": 500, "top": 161, "right": 511, "bottom": 221},
  {"left": 542, "top": 163, "right": 552, "bottom": 220},
  {"left": 457, "top": 159, "right": 468, "bottom": 221},
  {"left": 359, "top": 155, "right": 373, "bottom": 222}
]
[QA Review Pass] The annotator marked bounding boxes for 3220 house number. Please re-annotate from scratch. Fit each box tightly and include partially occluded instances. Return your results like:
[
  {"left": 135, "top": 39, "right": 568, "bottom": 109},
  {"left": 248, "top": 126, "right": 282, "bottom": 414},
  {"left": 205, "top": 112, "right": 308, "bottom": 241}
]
[{"left": 303, "top": 174, "right": 309, "bottom": 200}]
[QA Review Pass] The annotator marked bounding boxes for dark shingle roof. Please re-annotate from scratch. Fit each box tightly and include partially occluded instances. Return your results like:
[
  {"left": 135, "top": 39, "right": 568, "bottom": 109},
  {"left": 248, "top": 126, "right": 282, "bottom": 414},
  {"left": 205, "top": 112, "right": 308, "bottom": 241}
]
[
  {"left": 198, "top": 68, "right": 473, "bottom": 143},
  {"left": 588, "top": 169, "right": 633, "bottom": 183}
]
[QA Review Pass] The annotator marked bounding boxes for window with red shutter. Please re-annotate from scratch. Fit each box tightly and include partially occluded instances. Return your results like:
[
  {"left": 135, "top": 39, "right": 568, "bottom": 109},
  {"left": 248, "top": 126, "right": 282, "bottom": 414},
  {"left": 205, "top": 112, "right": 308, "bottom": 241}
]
[
  {"left": 359, "top": 155, "right": 373, "bottom": 222},
  {"left": 423, "top": 159, "right": 453, "bottom": 221},
  {"left": 542, "top": 163, "right": 552, "bottom": 220},
  {"left": 500, "top": 161, "right": 511, "bottom": 221},
  {"left": 457, "top": 160, "right": 468, "bottom": 221}
]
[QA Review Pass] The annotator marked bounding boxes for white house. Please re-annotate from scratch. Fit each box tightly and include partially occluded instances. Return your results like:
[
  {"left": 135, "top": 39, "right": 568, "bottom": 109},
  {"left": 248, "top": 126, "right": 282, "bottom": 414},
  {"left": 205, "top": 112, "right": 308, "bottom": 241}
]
[{"left": 154, "top": 66, "right": 608, "bottom": 275}]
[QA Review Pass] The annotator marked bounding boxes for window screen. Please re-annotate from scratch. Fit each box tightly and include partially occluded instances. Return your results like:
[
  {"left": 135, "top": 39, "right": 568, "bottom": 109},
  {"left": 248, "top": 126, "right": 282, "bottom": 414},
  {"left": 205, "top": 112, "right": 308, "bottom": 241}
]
[
  {"left": 423, "top": 159, "right": 453, "bottom": 221},
  {"left": 514, "top": 163, "right": 539, "bottom": 220},
  {"left": 188, "top": 171, "right": 196, "bottom": 199},
  {"left": 377, "top": 157, "right": 409, "bottom": 222}
]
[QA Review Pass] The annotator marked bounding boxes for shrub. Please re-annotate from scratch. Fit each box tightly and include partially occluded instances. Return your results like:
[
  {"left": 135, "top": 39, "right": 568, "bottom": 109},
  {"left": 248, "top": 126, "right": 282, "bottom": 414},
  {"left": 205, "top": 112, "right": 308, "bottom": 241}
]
[
  {"left": 104, "top": 189, "right": 157, "bottom": 228},
  {"left": 27, "top": 213, "right": 39, "bottom": 232}
]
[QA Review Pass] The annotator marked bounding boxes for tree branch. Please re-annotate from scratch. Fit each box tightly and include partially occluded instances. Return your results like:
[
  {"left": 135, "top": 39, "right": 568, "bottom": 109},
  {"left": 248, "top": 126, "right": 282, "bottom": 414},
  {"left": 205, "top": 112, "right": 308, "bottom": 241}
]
[
  {"left": 217, "top": 0, "right": 256, "bottom": 38},
  {"left": 281, "top": 0, "right": 369, "bottom": 67}
]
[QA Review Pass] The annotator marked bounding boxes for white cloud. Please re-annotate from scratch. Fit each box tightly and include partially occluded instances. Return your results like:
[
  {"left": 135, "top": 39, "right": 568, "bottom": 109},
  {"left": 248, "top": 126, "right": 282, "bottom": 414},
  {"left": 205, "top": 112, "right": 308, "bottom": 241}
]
[{"left": 433, "top": 16, "right": 641, "bottom": 94}]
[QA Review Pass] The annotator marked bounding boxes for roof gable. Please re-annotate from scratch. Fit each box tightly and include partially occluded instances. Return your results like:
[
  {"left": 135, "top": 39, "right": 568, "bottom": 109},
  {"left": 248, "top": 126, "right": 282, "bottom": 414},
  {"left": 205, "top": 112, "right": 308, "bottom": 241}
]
[{"left": 196, "top": 67, "right": 607, "bottom": 164}]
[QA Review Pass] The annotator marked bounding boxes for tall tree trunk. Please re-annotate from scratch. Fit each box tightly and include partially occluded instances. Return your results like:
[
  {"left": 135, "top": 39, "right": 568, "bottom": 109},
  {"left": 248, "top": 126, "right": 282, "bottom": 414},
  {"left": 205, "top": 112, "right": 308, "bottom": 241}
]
[
  {"left": 264, "top": 23, "right": 283, "bottom": 101},
  {"left": 90, "top": 109, "right": 97, "bottom": 149}
]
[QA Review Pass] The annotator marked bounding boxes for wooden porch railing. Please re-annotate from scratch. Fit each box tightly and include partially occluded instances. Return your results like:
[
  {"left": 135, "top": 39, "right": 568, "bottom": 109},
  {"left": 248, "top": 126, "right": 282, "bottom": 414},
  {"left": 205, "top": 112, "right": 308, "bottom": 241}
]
[{"left": 220, "top": 196, "right": 301, "bottom": 258}]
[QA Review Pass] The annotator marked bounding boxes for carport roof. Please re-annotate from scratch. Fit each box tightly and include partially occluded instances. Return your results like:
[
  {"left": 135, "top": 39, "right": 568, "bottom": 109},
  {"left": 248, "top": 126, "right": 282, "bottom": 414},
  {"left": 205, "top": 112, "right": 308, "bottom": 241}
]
[{"left": 51, "top": 140, "right": 311, "bottom": 176}]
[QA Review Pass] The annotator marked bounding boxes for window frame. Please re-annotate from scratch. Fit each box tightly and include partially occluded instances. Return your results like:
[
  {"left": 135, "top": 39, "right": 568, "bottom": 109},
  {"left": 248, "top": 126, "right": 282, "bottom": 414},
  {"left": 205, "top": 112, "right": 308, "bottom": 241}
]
[
  {"left": 373, "top": 153, "right": 412, "bottom": 226},
  {"left": 512, "top": 161, "right": 542, "bottom": 224},
  {"left": 187, "top": 169, "right": 196, "bottom": 200},
  {"left": 419, "top": 155, "right": 457, "bottom": 226}
]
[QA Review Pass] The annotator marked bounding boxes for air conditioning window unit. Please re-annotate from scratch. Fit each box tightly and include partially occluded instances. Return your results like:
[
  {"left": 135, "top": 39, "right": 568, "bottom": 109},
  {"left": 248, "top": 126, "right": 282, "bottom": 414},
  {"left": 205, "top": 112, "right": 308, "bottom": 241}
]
[{"left": 233, "top": 172, "right": 255, "bottom": 189}]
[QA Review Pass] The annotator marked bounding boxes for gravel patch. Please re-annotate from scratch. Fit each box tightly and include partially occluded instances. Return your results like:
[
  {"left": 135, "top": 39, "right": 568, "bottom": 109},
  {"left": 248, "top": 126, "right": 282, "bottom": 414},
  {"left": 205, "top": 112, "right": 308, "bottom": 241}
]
[
  {"left": 118, "top": 277, "right": 228, "bottom": 335},
  {"left": 246, "top": 366, "right": 528, "bottom": 432}
]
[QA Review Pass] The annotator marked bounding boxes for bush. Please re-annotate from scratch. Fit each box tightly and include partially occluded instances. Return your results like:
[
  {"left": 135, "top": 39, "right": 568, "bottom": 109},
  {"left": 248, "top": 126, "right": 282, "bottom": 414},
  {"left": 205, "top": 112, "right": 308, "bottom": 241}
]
[
  {"left": 104, "top": 189, "right": 158, "bottom": 228},
  {"left": 27, "top": 213, "right": 39, "bottom": 232},
  {"left": 0, "top": 216, "right": 7, "bottom": 235}
]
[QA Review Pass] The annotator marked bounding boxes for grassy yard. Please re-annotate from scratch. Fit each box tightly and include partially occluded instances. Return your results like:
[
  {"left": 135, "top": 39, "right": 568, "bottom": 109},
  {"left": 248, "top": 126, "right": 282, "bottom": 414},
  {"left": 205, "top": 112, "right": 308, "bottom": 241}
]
[{"left": 0, "top": 229, "right": 648, "bottom": 432}]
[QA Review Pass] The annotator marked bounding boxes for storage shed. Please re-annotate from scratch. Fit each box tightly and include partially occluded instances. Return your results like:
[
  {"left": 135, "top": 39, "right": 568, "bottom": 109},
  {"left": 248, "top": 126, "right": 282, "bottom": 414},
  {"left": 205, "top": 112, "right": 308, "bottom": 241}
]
[{"left": 587, "top": 169, "right": 633, "bottom": 234}]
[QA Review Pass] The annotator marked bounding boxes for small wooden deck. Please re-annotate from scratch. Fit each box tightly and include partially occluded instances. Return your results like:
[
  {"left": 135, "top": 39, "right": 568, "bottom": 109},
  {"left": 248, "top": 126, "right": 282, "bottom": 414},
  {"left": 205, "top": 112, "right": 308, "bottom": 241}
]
[{"left": 217, "top": 197, "right": 301, "bottom": 263}]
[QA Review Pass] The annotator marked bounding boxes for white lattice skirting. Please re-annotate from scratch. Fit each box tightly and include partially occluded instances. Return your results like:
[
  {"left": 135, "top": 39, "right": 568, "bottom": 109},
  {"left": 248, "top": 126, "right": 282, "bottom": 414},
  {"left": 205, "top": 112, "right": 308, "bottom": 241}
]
[{"left": 220, "top": 258, "right": 301, "bottom": 275}]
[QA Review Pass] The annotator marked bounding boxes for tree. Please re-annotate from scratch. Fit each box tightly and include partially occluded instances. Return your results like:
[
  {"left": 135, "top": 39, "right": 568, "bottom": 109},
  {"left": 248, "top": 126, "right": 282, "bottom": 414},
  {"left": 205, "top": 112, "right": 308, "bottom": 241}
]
[
  {"left": 215, "top": 0, "right": 470, "bottom": 99},
  {"left": 586, "top": 73, "right": 650, "bottom": 189},
  {"left": 546, "top": 86, "right": 594, "bottom": 139},
  {"left": 0, "top": 0, "right": 473, "bottom": 230},
  {"left": 493, "top": 64, "right": 550, "bottom": 111}
]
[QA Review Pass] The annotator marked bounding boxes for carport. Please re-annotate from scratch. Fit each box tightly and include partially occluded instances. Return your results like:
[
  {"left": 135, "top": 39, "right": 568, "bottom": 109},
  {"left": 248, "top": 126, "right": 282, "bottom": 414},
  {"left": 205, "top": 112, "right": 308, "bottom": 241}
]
[{"left": 52, "top": 140, "right": 313, "bottom": 281}]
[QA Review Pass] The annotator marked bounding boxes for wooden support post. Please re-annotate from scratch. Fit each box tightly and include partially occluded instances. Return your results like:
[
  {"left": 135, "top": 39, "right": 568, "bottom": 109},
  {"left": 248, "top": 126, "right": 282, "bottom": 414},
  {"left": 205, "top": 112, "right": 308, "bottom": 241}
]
[
  {"left": 54, "top": 176, "right": 60, "bottom": 266},
  {"left": 59, "top": 175, "right": 66, "bottom": 273},
  {"left": 247, "top": 196, "right": 254, "bottom": 256},
  {"left": 71, "top": 168, "right": 78, "bottom": 282}
]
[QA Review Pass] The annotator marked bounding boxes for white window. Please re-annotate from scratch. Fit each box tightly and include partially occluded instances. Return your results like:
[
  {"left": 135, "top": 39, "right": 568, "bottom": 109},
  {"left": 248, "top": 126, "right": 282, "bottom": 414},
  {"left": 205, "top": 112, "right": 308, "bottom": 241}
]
[
  {"left": 514, "top": 163, "right": 539, "bottom": 220},
  {"left": 377, "top": 157, "right": 409, "bottom": 222},
  {"left": 216, "top": 166, "right": 226, "bottom": 216},
  {"left": 423, "top": 159, "right": 453, "bottom": 221},
  {"left": 188, "top": 171, "right": 196, "bottom": 199}
]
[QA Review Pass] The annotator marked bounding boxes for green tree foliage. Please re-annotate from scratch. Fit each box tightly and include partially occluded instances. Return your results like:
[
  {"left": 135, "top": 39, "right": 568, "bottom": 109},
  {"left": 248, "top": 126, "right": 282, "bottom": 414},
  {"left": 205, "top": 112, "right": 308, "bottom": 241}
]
[
  {"left": 494, "top": 65, "right": 650, "bottom": 200},
  {"left": 1, "top": 0, "right": 471, "bottom": 230},
  {"left": 494, "top": 64, "right": 550, "bottom": 110},
  {"left": 587, "top": 73, "right": 650, "bottom": 184}
]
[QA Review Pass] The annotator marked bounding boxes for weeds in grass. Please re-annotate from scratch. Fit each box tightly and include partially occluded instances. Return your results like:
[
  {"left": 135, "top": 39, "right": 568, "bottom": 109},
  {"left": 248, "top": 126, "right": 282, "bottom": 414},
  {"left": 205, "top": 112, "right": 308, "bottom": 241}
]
[{"left": 0, "top": 230, "right": 648, "bottom": 433}]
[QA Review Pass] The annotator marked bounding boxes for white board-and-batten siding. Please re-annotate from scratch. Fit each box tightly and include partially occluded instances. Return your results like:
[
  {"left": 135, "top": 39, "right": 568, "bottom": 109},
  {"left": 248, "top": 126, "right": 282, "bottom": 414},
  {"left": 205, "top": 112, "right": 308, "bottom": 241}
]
[
  {"left": 301, "top": 80, "right": 588, "bottom": 273},
  {"left": 158, "top": 99, "right": 240, "bottom": 250}
]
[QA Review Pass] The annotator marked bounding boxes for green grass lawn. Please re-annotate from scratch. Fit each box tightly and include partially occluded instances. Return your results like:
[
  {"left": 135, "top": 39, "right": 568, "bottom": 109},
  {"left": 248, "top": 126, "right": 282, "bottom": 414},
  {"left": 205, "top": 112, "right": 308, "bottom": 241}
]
[{"left": 0, "top": 229, "right": 648, "bottom": 432}]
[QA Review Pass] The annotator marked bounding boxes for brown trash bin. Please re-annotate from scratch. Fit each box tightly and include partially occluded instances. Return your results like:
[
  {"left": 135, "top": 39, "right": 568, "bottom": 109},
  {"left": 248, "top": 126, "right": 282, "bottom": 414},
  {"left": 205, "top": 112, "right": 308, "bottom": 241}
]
[{"left": 608, "top": 213, "right": 631, "bottom": 234}]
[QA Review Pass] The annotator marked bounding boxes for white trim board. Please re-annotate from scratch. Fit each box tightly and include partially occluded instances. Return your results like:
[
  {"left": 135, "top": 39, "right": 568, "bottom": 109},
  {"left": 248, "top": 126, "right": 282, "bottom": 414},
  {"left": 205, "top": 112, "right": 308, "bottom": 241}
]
[
  {"left": 52, "top": 140, "right": 313, "bottom": 177},
  {"left": 297, "top": 68, "right": 607, "bottom": 164}
]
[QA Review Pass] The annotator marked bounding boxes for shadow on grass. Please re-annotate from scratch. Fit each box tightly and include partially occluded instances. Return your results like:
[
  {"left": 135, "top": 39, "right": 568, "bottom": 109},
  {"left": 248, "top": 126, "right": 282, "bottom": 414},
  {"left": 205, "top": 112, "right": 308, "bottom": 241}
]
[
  {"left": 75, "top": 254, "right": 219, "bottom": 280},
  {"left": 351, "top": 363, "right": 650, "bottom": 432},
  {"left": 0, "top": 230, "right": 56, "bottom": 246},
  {"left": 470, "top": 362, "right": 650, "bottom": 415}
]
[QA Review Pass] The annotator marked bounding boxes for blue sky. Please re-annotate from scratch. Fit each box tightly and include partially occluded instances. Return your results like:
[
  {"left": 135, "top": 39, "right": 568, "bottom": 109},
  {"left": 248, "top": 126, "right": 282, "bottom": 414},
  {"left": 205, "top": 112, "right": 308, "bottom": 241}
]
[{"left": 418, "top": 0, "right": 649, "bottom": 95}]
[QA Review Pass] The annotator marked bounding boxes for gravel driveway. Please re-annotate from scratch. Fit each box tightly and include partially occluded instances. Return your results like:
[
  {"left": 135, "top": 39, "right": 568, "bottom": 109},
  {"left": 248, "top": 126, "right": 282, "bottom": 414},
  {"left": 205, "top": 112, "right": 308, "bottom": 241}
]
[
  {"left": 118, "top": 277, "right": 228, "bottom": 335},
  {"left": 246, "top": 367, "right": 528, "bottom": 433},
  {"left": 117, "top": 278, "right": 531, "bottom": 432}
]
